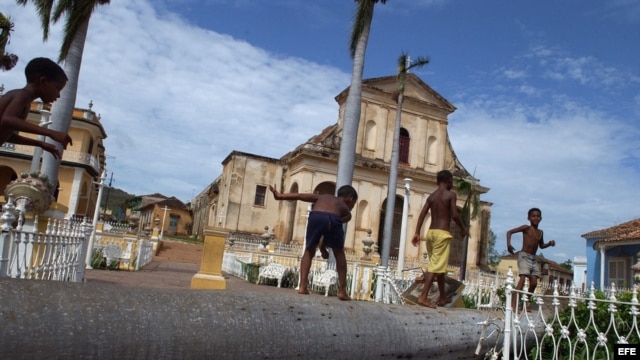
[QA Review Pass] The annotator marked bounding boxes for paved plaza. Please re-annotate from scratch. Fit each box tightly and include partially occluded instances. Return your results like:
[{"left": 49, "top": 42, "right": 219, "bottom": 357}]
[{"left": 84, "top": 240, "right": 292, "bottom": 295}]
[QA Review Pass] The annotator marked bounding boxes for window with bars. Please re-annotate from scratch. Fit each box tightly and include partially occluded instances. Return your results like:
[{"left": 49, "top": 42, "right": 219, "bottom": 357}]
[
  {"left": 608, "top": 257, "right": 631, "bottom": 288},
  {"left": 254, "top": 185, "right": 267, "bottom": 206},
  {"left": 399, "top": 128, "right": 410, "bottom": 164}
]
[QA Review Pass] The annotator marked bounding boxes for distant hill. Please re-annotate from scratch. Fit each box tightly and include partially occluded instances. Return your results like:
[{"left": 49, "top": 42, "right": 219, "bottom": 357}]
[{"left": 101, "top": 187, "right": 136, "bottom": 219}]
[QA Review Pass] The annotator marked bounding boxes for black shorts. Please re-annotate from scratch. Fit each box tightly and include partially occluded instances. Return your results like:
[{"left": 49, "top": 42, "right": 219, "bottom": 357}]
[{"left": 305, "top": 211, "right": 345, "bottom": 250}]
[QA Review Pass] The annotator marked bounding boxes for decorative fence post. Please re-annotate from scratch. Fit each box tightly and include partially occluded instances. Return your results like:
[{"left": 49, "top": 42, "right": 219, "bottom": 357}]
[
  {"left": 75, "top": 218, "right": 93, "bottom": 282},
  {"left": 0, "top": 196, "right": 17, "bottom": 277},
  {"left": 503, "top": 267, "right": 514, "bottom": 360}
]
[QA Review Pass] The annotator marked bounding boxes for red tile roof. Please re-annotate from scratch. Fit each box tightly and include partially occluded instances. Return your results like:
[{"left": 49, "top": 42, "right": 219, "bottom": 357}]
[{"left": 581, "top": 218, "right": 640, "bottom": 243}]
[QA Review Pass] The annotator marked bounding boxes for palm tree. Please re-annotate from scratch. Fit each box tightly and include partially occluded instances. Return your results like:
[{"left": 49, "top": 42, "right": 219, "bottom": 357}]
[
  {"left": 16, "top": 0, "right": 111, "bottom": 186},
  {"left": 335, "top": 0, "right": 388, "bottom": 190},
  {"left": 380, "top": 53, "right": 429, "bottom": 269},
  {"left": 0, "top": 12, "right": 18, "bottom": 71},
  {"left": 454, "top": 176, "right": 480, "bottom": 280}
]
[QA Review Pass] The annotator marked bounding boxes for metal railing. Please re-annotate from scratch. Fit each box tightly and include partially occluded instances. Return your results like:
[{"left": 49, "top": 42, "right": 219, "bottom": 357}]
[
  {"left": 0, "top": 144, "right": 100, "bottom": 173},
  {"left": 222, "top": 235, "right": 425, "bottom": 303},
  {"left": 472, "top": 268, "right": 640, "bottom": 360},
  {"left": 0, "top": 199, "right": 91, "bottom": 282}
]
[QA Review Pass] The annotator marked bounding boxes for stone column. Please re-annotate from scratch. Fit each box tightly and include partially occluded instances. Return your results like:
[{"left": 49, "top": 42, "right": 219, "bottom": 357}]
[{"left": 190, "top": 226, "right": 227, "bottom": 290}]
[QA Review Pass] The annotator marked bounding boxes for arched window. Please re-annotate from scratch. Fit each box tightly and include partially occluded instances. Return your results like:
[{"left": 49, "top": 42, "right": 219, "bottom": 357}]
[
  {"left": 426, "top": 136, "right": 437, "bottom": 164},
  {"left": 399, "top": 128, "right": 410, "bottom": 164},
  {"left": 377, "top": 195, "right": 404, "bottom": 258},
  {"left": 314, "top": 182, "right": 336, "bottom": 196},
  {"left": 365, "top": 120, "right": 377, "bottom": 150},
  {"left": 356, "top": 200, "right": 369, "bottom": 229}
]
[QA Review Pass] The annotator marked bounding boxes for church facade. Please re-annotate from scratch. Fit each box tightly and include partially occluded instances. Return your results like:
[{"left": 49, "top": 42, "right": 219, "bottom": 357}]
[{"left": 192, "top": 74, "right": 492, "bottom": 270}]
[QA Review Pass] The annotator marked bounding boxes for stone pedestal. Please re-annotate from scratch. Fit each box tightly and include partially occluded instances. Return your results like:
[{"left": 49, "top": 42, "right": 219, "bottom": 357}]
[{"left": 190, "top": 227, "right": 227, "bottom": 290}]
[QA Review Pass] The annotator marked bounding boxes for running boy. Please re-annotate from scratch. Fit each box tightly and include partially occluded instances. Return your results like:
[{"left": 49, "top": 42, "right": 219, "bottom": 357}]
[
  {"left": 411, "top": 170, "right": 468, "bottom": 308},
  {"left": 269, "top": 184, "right": 357, "bottom": 301},
  {"left": 506, "top": 207, "right": 556, "bottom": 310},
  {"left": 0, "top": 57, "right": 72, "bottom": 158}
]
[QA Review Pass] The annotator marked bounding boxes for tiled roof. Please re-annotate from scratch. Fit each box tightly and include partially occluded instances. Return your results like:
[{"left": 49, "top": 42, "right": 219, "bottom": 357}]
[{"left": 581, "top": 218, "right": 640, "bottom": 243}]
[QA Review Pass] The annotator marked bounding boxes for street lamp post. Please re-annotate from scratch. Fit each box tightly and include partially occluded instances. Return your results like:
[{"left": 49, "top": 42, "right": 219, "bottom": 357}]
[
  {"left": 160, "top": 205, "right": 170, "bottom": 240},
  {"left": 85, "top": 170, "right": 107, "bottom": 269},
  {"left": 397, "top": 178, "right": 412, "bottom": 276}
]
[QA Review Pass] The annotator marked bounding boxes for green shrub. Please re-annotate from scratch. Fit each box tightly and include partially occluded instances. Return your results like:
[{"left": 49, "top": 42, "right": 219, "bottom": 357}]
[
  {"left": 530, "top": 290, "right": 640, "bottom": 359},
  {"left": 90, "top": 249, "right": 105, "bottom": 269}
]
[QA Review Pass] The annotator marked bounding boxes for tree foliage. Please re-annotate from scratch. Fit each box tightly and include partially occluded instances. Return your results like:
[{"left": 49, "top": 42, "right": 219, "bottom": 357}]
[
  {"left": 0, "top": 12, "right": 18, "bottom": 70},
  {"left": 560, "top": 259, "right": 573, "bottom": 270},
  {"left": 16, "top": 0, "right": 111, "bottom": 62},
  {"left": 487, "top": 229, "right": 504, "bottom": 266},
  {"left": 455, "top": 177, "right": 480, "bottom": 228}
]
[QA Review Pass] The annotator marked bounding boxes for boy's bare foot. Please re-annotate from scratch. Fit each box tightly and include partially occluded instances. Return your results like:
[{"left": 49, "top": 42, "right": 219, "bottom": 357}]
[
  {"left": 337, "top": 292, "right": 351, "bottom": 301},
  {"left": 417, "top": 299, "right": 437, "bottom": 309},
  {"left": 320, "top": 246, "right": 329, "bottom": 259},
  {"left": 438, "top": 295, "right": 453, "bottom": 306},
  {"left": 298, "top": 288, "right": 310, "bottom": 295}
]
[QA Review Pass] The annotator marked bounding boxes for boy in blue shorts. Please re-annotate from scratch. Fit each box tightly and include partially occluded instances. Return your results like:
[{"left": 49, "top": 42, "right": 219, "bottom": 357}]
[{"left": 269, "top": 184, "right": 357, "bottom": 300}]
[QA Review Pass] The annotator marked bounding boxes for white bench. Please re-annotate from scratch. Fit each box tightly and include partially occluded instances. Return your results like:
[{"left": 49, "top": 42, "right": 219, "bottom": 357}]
[
  {"left": 258, "top": 262, "right": 289, "bottom": 287},
  {"left": 312, "top": 268, "right": 338, "bottom": 296},
  {"left": 103, "top": 244, "right": 132, "bottom": 270}
]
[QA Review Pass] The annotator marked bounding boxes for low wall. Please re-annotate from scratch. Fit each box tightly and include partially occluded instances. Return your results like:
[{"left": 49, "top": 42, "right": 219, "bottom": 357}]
[{"left": 0, "top": 279, "right": 498, "bottom": 359}]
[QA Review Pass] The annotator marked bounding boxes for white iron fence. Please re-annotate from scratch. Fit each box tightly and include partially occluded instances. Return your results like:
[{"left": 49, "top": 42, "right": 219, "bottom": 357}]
[
  {"left": 472, "top": 268, "right": 640, "bottom": 360},
  {"left": 222, "top": 235, "right": 426, "bottom": 302},
  {"left": 0, "top": 199, "right": 91, "bottom": 282},
  {"left": 0, "top": 197, "right": 157, "bottom": 281}
]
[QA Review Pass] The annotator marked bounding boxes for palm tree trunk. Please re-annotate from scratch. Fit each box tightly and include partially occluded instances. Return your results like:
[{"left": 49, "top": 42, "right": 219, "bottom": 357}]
[
  {"left": 40, "top": 16, "right": 89, "bottom": 186},
  {"left": 335, "top": 8, "right": 374, "bottom": 190},
  {"left": 381, "top": 92, "right": 403, "bottom": 267}
]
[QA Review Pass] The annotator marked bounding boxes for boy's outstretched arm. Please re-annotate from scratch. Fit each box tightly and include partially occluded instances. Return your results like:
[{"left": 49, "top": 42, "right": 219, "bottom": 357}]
[
  {"left": 46, "top": 129, "right": 72, "bottom": 149},
  {"left": 2, "top": 117, "right": 73, "bottom": 150},
  {"left": 540, "top": 236, "right": 556, "bottom": 249},
  {"left": 268, "top": 184, "right": 319, "bottom": 202},
  {"left": 7, "top": 135, "right": 63, "bottom": 159},
  {"left": 506, "top": 225, "right": 528, "bottom": 254},
  {"left": 411, "top": 199, "right": 431, "bottom": 246},
  {"left": 268, "top": 184, "right": 285, "bottom": 200}
]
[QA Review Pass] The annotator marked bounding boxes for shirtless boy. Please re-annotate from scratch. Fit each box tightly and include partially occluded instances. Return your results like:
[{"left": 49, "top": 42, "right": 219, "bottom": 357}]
[
  {"left": 411, "top": 170, "right": 468, "bottom": 308},
  {"left": 269, "top": 184, "right": 357, "bottom": 300},
  {"left": 506, "top": 207, "right": 556, "bottom": 310},
  {"left": 0, "top": 57, "right": 72, "bottom": 158}
]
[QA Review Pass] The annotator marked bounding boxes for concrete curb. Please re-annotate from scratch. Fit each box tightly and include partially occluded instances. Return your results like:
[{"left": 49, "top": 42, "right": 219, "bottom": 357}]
[{"left": 0, "top": 279, "right": 497, "bottom": 359}]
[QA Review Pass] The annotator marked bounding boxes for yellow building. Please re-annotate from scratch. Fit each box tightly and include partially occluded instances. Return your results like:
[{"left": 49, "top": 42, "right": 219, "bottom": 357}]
[
  {"left": 192, "top": 74, "right": 493, "bottom": 272},
  {"left": 496, "top": 254, "right": 574, "bottom": 290},
  {"left": 0, "top": 98, "right": 106, "bottom": 219},
  {"left": 136, "top": 194, "right": 193, "bottom": 237}
]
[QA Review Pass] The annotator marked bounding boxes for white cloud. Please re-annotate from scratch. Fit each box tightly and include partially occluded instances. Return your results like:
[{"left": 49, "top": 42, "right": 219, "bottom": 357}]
[
  {"left": 2, "top": 1, "right": 348, "bottom": 201},
  {"left": 449, "top": 96, "right": 640, "bottom": 261}
]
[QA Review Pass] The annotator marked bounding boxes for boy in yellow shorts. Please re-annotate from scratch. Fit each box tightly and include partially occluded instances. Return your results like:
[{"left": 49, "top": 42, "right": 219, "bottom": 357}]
[{"left": 411, "top": 170, "right": 468, "bottom": 308}]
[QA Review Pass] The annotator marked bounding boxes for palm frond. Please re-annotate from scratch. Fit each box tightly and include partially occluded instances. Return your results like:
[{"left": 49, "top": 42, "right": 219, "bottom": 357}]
[
  {"left": 349, "top": 0, "right": 376, "bottom": 58},
  {"left": 455, "top": 177, "right": 480, "bottom": 226},
  {"left": 349, "top": 0, "right": 388, "bottom": 58},
  {"left": 17, "top": 0, "right": 55, "bottom": 41},
  {"left": 396, "top": 51, "right": 429, "bottom": 95}
]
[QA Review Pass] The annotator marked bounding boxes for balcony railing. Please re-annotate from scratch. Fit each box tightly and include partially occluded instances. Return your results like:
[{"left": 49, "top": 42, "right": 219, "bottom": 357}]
[{"left": 0, "top": 143, "right": 101, "bottom": 173}]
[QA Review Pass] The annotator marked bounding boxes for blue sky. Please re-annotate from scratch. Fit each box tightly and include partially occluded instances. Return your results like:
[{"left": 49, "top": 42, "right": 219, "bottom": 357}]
[{"left": 2, "top": 0, "right": 639, "bottom": 263}]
